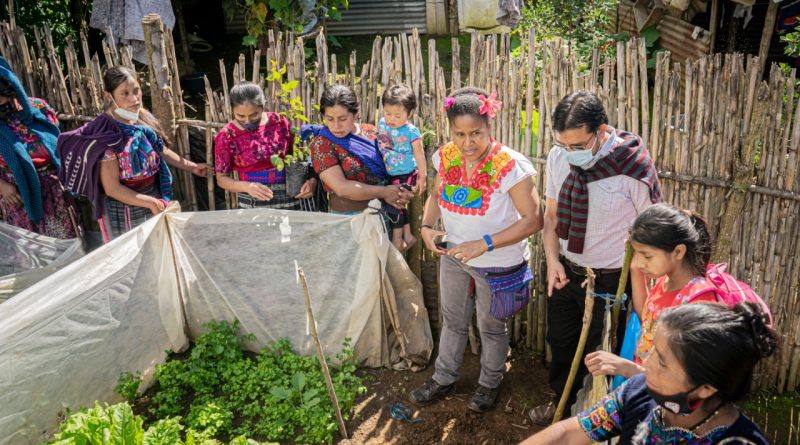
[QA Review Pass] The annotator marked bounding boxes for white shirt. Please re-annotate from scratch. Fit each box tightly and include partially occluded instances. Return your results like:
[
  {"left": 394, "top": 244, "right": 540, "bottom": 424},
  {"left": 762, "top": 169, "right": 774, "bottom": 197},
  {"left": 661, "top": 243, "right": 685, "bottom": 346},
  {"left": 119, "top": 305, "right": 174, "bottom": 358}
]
[
  {"left": 545, "top": 134, "right": 654, "bottom": 269},
  {"left": 433, "top": 145, "right": 536, "bottom": 268}
]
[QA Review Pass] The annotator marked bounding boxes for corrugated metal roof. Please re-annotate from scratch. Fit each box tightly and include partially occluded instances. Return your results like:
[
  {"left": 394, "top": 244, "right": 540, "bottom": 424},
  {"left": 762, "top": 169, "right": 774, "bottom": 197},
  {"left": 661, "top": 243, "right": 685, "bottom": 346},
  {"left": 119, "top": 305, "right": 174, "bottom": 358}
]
[
  {"left": 609, "top": 0, "right": 711, "bottom": 64},
  {"left": 326, "top": 0, "right": 428, "bottom": 35},
  {"left": 611, "top": 0, "right": 639, "bottom": 35},
  {"left": 658, "top": 15, "right": 711, "bottom": 63}
]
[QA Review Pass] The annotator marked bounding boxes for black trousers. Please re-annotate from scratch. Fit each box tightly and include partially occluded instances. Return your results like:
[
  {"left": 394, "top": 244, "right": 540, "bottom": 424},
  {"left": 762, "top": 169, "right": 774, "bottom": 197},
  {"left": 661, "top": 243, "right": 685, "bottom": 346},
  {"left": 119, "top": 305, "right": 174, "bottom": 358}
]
[{"left": 546, "top": 256, "right": 630, "bottom": 405}]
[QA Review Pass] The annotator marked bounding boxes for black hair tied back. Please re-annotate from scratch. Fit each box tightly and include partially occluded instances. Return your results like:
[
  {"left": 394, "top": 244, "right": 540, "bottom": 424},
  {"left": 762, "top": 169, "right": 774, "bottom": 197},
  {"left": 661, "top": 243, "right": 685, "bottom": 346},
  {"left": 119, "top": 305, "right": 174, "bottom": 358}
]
[{"left": 736, "top": 302, "right": 778, "bottom": 359}]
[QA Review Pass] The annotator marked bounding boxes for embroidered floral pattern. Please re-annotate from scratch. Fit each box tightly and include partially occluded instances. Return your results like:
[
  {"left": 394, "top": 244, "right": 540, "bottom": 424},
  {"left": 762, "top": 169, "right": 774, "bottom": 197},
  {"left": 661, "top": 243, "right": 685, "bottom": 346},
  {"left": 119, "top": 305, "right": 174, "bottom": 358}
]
[
  {"left": 578, "top": 383, "right": 625, "bottom": 441},
  {"left": 213, "top": 112, "right": 293, "bottom": 175},
  {"left": 0, "top": 98, "right": 58, "bottom": 173},
  {"left": 633, "top": 407, "right": 731, "bottom": 444},
  {"left": 437, "top": 141, "right": 515, "bottom": 216}
]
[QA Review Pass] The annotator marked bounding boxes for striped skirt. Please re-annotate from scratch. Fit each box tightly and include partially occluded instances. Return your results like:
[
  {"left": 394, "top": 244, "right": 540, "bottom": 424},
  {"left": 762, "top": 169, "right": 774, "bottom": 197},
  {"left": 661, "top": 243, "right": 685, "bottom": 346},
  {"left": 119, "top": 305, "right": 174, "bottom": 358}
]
[
  {"left": 98, "top": 176, "right": 161, "bottom": 244},
  {"left": 236, "top": 183, "right": 315, "bottom": 211}
]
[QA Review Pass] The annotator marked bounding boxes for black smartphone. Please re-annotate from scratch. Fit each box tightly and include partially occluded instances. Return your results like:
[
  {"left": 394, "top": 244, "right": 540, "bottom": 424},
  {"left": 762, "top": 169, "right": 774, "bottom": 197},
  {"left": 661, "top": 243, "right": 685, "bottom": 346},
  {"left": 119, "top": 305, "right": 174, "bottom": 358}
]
[
  {"left": 399, "top": 183, "right": 413, "bottom": 191},
  {"left": 434, "top": 234, "right": 448, "bottom": 250}
]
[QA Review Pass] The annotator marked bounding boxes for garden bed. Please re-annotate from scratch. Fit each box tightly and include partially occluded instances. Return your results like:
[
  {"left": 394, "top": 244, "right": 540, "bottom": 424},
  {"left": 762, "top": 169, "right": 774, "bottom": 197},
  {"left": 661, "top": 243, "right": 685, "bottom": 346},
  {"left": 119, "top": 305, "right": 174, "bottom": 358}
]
[{"left": 342, "top": 349, "right": 551, "bottom": 444}]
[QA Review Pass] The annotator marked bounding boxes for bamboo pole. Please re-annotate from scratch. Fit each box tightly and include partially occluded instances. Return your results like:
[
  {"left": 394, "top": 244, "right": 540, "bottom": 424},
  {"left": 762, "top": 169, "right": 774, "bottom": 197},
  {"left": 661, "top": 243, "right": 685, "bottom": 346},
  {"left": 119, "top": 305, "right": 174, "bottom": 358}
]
[
  {"left": 611, "top": 243, "right": 633, "bottom": 350},
  {"left": 296, "top": 265, "right": 348, "bottom": 440},
  {"left": 553, "top": 268, "right": 596, "bottom": 424}
]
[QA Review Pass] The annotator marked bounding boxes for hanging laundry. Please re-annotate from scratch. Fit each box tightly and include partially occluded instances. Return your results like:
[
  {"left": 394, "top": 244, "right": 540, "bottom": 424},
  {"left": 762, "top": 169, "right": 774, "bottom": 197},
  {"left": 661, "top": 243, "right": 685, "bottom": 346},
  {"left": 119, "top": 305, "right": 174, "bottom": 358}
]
[
  {"left": 89, "top": 0, "right": 176, "bottom": 64},
  {"left": 496, "top": 0, "right": 523, "bottom": 27}
]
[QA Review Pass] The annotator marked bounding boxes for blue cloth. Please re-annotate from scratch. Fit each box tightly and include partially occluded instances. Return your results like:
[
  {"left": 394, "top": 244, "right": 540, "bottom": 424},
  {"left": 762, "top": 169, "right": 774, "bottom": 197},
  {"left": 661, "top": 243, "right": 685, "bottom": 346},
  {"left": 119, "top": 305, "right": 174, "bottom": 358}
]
[
  {"left": 0, "top": 57, "right": 61, "bottom": 223},
  {"left": 116, "top": 122, "right": 173, "bottom": 202},
  {"left": 301, "top": 124, "right": 387, "bottom": 179},
  {"left": 578, "top": 374, "right": 770, "bottom": 445},
  {"left": 378, "top": 118, "right": 422, "bottom": 176},
  {"left": 613, "top": 313, "right": 641, "bottom": 389}
]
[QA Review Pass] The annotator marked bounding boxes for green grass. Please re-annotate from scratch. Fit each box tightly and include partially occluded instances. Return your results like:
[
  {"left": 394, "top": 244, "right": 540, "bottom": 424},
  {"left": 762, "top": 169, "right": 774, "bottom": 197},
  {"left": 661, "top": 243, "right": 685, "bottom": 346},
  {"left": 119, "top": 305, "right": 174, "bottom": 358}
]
[
  {"left": 329, "top": 33, "right": 472, "bottom": 85},
  {"left": 743, "top": 391, "right": 800, "bottom": 444}
]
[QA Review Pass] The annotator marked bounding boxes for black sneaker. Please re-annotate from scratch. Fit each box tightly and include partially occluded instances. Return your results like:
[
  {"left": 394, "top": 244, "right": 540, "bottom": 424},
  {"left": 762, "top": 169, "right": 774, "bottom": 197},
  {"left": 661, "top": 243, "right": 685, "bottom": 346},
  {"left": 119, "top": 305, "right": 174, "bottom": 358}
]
[
  {"left": 467, "top": 384, "right": 500, "bottom": 413},
  {"left": 408, "top": 378, "right": 455, "bottom": 406}
]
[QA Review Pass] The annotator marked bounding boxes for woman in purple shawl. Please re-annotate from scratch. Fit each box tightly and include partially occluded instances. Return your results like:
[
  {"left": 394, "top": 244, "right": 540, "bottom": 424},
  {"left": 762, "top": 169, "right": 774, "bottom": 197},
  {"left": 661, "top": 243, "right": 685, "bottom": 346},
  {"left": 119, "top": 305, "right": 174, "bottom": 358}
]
[{"left": 306, "top": 84, "right": 413, "bottom": 214}]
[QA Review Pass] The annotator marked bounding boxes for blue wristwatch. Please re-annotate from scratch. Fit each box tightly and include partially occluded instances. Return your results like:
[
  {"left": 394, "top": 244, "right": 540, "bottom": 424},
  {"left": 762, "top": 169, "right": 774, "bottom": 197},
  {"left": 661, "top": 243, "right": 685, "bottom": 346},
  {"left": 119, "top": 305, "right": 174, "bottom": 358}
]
[{"left": 483, "top": 234, "right": 494, "bottom": 252}]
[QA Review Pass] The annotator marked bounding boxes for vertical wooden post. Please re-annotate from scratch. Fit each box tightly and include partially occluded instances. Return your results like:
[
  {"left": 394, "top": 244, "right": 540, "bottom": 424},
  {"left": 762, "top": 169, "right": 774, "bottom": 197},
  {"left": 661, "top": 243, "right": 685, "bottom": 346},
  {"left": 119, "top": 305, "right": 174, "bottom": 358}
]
[
  {"left": 708, "top": 0, "right": 720, "bottom": 55},
  {"left": 142, "top": 14, "right": 177, "bottom": 148},
  {"left": 757, "top": 0, "right": 779, "bottom": 80},
  {"left": 7, "top": 0, "right": 14, "bottom": 30},
  {"left": 171, "top": 0, "right": 194, "bottom": 73},
  {"left": 205, "top": 104, "right": 215, "bottom": 211},
  {"left": 715, "top": 84, "right": 770, "bottom": 264},
  {"left": 142, "top": 14, "right": 188, "bottom": 205}
]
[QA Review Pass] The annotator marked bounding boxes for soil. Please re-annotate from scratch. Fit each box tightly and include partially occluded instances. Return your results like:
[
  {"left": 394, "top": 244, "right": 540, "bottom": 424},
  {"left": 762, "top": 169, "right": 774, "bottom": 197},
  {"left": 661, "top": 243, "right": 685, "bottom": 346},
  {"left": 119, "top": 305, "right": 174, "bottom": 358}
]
[{"left": 340, "top": 349, "right": 551, "bottom": 445}]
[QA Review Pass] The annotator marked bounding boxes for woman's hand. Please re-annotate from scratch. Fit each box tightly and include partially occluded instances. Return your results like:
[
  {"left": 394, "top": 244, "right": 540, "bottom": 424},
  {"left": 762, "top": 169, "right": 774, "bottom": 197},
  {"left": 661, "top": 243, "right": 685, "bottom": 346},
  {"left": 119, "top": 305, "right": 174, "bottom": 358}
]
[
  {"left": 294, "top": 178, "right": 317, "bottom": 199},
  {"left": 585, "top": 351, "right": 642, "bottom": 378},
  {"left": 0, "top": 180, "right": 22, "bottom": 208},
  {"left": 191, "top": 163, "right": 210, "bottom": 177},
  {"left": 247, "top": 182, "right": 274, "bottom": 201},
  {"left": 421, "top": 226, "right": 448, "bottom": 255},
  {"left": 149, "top": 198, "right": 166, "bottom": 215},
  {"left": 382, "top": 184, "right": 414, "bottom": 209},
  {"left": 448, "top": 239, "right": 489, "bottom": 263}
]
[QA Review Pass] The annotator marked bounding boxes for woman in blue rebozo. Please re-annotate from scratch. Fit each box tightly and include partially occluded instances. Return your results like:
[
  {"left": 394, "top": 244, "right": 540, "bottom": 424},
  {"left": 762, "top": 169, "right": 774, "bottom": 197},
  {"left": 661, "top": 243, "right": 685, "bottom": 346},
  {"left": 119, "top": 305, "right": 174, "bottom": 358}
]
[{"left": 0, "top": 57, "right": 79, "bottom": 239}]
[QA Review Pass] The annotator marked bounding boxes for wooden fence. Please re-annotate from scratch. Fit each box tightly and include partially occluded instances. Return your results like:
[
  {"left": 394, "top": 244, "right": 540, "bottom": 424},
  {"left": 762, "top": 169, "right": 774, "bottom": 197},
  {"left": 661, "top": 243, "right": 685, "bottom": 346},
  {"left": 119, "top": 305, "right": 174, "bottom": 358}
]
[{"left": 1, "top": 16, "right": 799, "bottom": 392}]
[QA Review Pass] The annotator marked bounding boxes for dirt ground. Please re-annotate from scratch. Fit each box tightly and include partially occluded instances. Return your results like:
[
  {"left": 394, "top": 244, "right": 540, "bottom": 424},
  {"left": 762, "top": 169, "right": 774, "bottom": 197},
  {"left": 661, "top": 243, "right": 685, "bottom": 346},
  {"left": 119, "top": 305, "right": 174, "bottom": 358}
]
[{"left": 340, "top": 349, "right": 551, "bottom": 445}]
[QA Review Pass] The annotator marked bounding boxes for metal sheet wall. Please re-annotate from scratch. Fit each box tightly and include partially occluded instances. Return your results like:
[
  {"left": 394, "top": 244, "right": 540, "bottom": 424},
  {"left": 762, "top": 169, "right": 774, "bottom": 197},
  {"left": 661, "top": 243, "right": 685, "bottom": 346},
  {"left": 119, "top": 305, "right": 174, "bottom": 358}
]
[{"left": 326, "top": 0, "right": 428, "bottom": 35}]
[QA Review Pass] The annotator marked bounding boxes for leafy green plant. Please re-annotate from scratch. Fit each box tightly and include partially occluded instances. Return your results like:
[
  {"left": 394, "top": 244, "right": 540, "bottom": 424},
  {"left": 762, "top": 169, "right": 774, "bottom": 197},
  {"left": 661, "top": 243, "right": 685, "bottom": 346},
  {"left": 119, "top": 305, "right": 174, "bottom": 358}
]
[
  {"left": 141, "top": 321, "right": 365, "bottom": 444},
  {"left": 1, "top": 0, "right": 84, "bottom": 53},
  {"left": 223, "top": 0, "right": 349, "bottom": 48},
  {"left": 266, "top": 62, "right": 312, "bottom": 170},
  {"left": 610, "top": 25, "right": 663, "bottom": 69},
  {"left": 515, "top": 0, "right": 617, "bottom": 63},
  {"left": 115, "top": 371, "right": 142, "bottom": 405},
  {"left": 781, "top": 21, "right": 800, "bottom": 58},
  {"left": 186, "top": 402, "right": 234, "bottom": 438},
  {"left": 43, "top": 401, "right": 273, "bottom": 445}
]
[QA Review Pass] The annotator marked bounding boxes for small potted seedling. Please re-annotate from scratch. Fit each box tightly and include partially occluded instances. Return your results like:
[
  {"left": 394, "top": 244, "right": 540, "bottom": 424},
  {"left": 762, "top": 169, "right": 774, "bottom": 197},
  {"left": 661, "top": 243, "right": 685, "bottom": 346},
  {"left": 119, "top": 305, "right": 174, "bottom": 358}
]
[{"left": 267, "top": 61, "right": 311, "bottom": 197}]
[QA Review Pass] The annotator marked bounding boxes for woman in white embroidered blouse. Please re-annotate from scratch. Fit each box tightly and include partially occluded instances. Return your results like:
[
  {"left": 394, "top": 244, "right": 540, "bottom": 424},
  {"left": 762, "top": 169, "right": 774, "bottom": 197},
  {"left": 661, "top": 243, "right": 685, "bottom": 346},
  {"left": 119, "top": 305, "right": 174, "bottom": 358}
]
[{"left": 408, "top": 87, "right": 543, "bottom": 413}]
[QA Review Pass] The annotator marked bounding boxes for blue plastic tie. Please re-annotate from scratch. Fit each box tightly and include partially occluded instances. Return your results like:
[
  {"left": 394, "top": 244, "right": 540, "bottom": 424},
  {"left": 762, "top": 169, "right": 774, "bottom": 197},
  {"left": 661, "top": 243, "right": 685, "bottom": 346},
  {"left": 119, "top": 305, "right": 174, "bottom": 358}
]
[
  {"left": 590, "top": 292, "right": 628, "bottom": 309},
  {"left": 389, "top": 402, "right": 422, "bottom": 424}
]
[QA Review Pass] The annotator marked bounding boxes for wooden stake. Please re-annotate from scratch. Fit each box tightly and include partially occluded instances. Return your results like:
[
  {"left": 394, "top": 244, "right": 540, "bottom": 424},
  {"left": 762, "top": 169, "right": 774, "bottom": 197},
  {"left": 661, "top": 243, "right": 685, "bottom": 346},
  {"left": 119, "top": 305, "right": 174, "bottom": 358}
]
[
  {"left": 553, "top": 268, "right": 596, "bottom": 424},
  {"left": 296, "top": 266, "right": 349, "bottom": 440},
  {"left": 611, "top": 242, "right": 633, "bottom": 350}
]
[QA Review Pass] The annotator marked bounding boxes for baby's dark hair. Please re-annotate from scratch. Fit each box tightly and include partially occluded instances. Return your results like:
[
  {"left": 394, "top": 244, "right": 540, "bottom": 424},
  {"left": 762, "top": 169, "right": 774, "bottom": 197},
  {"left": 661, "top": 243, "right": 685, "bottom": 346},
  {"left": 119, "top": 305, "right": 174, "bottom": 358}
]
[
  {"left": 382, "top": 84, "right": 417, "bottom": 113},
  {"left": 658, "top": 302, "right": 778, "bottom": 403},
  {"left": 229, "top": 82, "right": 265, "bottom": 109},
  {"left": 445, "top": 87, "right": 492, "bottom": 124},
  {"left": 630, "top": 203, "right": 713, "bottom": 275}
]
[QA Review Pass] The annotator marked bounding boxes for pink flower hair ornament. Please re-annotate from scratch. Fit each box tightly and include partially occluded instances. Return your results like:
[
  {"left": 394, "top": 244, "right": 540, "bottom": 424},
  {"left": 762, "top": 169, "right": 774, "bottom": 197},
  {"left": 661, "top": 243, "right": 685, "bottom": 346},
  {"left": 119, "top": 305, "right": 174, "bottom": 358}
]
[
  {"left": 478, "top": 91, "right": 502, "bottom": 119},
  {"left": 442, "top": 91, "right": 503, "bottom": 119}
]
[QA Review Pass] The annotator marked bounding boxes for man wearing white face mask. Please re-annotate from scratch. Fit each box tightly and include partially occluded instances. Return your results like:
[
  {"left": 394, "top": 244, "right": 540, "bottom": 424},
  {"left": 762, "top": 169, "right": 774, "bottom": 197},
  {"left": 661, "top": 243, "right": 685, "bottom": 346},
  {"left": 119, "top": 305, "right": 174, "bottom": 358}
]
[{"left": 529, "top": 90, "right": 663, "bottom": 425}]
